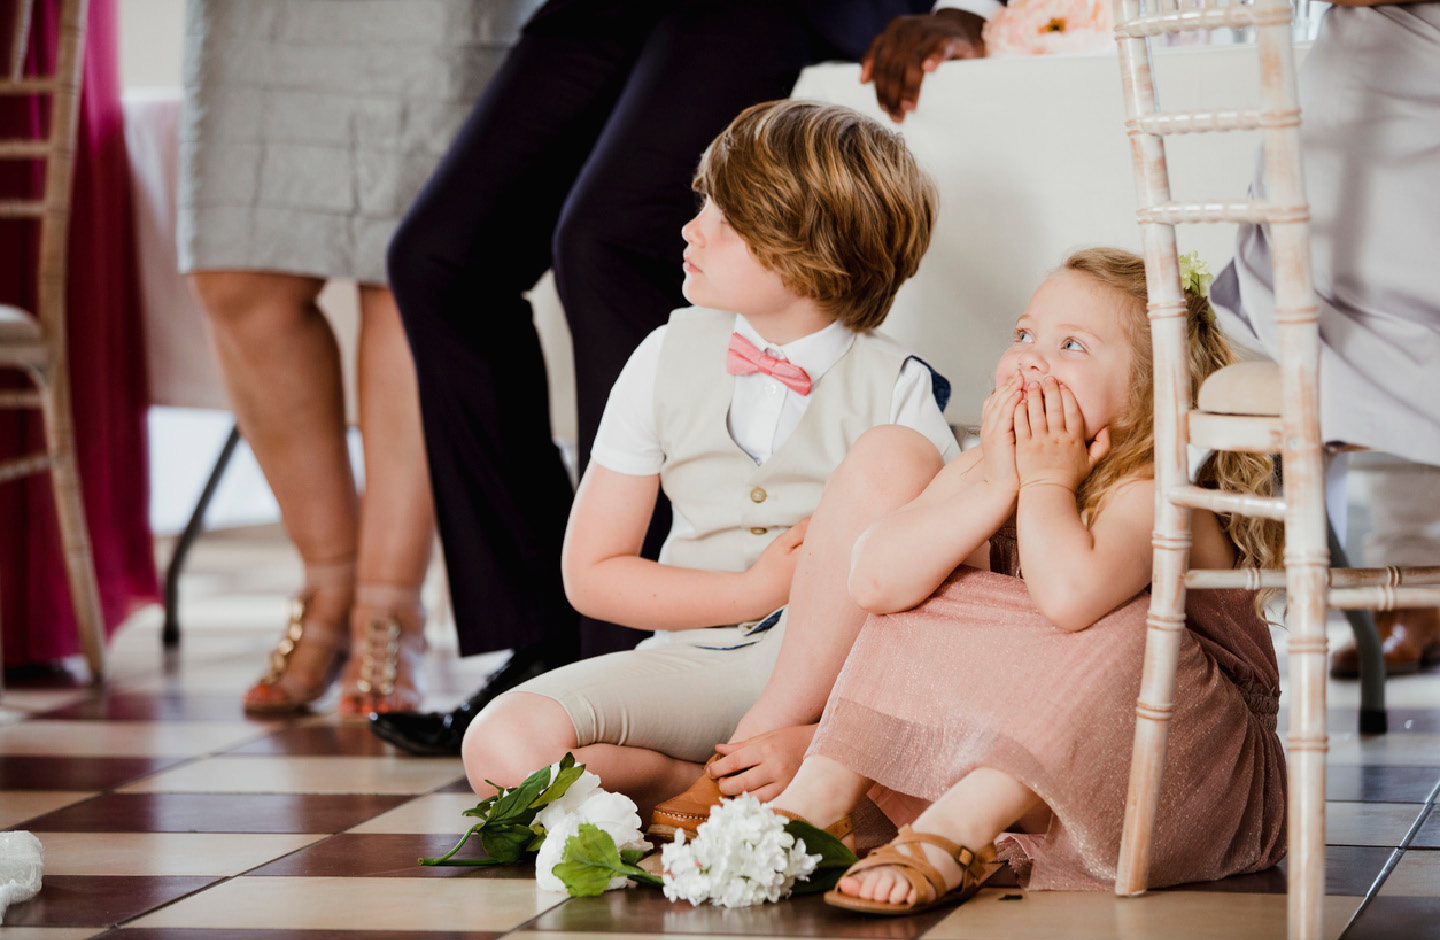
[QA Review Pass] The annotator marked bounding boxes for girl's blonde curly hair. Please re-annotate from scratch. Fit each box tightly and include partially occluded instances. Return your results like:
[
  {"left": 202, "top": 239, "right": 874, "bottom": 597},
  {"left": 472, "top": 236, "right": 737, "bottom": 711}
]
[{"left": 1063, "top": 247, "right": 1283, "bottom": 575}]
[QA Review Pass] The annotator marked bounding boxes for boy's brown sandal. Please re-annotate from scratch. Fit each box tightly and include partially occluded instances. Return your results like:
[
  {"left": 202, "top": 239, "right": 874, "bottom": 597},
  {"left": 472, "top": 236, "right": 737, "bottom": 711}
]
[{"left": 823, "top": 825, "right": 999, "bottom": 916}]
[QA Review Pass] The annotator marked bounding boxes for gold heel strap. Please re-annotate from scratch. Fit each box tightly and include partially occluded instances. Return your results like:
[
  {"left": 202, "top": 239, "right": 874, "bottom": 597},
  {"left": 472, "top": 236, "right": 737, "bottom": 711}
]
[
  {"left": 354, "top": 617, "right": 403, "bottom": 695},
  {"left": 259, "top": 594, "right": 347, "bottom": 685},
  {"left": 351, "top": 584, "right": 425, "bottom": 697}
]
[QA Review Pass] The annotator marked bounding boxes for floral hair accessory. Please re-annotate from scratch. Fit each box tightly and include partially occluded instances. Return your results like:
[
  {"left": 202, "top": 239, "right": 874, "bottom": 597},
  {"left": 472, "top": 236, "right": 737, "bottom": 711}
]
[
  {"left": 1178, "top": 250, "right": 1214, "bottom": 300},
  {"left": 1178, "top": 250, "right": 1218, "bottom": 324}
]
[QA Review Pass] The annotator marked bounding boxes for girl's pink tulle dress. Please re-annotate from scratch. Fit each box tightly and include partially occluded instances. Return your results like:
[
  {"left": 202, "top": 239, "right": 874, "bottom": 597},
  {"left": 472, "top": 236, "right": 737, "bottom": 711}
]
[{"left": 811, "top": 524, "right": 1286, "bottom": 890}]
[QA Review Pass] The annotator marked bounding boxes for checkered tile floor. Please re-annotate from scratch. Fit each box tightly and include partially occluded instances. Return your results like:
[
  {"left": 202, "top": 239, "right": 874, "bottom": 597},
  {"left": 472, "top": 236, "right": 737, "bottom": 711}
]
[{"left": 2, "top": 524, "right": 1438, "bottom": 939}]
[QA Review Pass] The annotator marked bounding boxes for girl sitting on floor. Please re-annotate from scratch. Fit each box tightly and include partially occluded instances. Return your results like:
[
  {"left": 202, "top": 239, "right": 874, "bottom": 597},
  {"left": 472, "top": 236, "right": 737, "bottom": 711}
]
[{"left": 768, "top": 246, "right": 1286, "bottom": 914}]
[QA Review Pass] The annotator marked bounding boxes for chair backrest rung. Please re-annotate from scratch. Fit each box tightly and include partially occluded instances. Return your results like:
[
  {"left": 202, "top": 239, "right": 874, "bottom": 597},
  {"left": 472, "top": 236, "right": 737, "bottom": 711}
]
[
  {"left": 1116, "top": 4, "right": 1291, "bottom": 39},
  {"left": 0, "top": 390, "right": 43, "bottom": 408},
  {"left": 1138, "top": 200, "right": 1308, "bottom": 225},
  {"left": 0, "top": 452, "right": 53, "bottom": 484},
  {"left": 1188, "top": 565, "right": 1440, "bottom": 591},
  {"left": 0, "top": 77, "right": 55, "bottom": 95},
  {"left": 1168, "top": 483, "right": 1286, "bottom": 519},
  {"left": 1133, "top": 107, "right": 1299, "bottom": 136},
  {"left": 0, "top": 139, "right": 49, "bottom": 159},
  {"left": 0, "top": 200, "right": 47, "bottom": 218}
]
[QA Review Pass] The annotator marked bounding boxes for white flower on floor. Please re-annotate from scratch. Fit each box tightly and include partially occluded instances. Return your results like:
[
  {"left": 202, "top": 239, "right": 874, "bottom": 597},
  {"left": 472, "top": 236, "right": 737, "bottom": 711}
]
[
  {"left": 534, "top": 784, "right": 650, "bottom": 893},
  {"left": 659, "top": 793, "right": 820, "bottom": 907},
  {"left": 533, "top": 764, "right": 603, "bottom": 828}
]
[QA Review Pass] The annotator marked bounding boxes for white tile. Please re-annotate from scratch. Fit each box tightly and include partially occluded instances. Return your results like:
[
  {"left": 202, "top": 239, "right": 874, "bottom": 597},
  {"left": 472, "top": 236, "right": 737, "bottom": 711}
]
[
  {"left": 0, "top": 690, "right": 90, "bottom": 715},
  {"left": 925, "top": 889, "right": 1360, "bottom": 940},
  {"left": 1322, "top": 734, "right": 1440, "bottom": 767},
  {"left": 128, "top": 876, "right": 557, "bottom": 930},
  {"left": 38, "top": 832, "right": 324, "bottom": 876},
  {"left": 118, "top": 754, "right": 462, "bottom": 794},
  {"left": 1320, "top": 675, "right": 1440, "bottom": 710}
]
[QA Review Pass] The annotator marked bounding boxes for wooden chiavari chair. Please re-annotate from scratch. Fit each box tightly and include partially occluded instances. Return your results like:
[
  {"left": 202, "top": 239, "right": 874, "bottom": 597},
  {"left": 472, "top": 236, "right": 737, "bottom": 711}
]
[
  {"left": 1110, "top": 1, "right": 1440, "bottom": 937},
  {"left": 0, "top": 0, "right": 103, "bottom": 681}
]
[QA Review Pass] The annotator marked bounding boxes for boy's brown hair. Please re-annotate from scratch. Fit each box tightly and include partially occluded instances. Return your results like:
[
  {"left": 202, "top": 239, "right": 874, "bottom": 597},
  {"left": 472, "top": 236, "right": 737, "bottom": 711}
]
[{"left": 692, "top": 99, "right": 936, "bottom": 332}]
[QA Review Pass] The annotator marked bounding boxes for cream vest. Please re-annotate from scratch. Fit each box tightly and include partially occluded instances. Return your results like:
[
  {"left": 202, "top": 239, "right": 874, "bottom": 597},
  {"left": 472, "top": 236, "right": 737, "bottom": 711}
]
[{"left": 655, "top": 307, "right": 909, "bottom": 577}]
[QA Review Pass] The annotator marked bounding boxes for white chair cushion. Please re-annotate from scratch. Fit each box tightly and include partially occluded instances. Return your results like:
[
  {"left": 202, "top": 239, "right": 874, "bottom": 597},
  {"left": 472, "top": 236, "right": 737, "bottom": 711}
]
[
  {"left": 1196, "top": 361, "right": 1282, "bottom": 417},
  {"left": 0, "top": 304, "right": 42, "bottom": 343}
]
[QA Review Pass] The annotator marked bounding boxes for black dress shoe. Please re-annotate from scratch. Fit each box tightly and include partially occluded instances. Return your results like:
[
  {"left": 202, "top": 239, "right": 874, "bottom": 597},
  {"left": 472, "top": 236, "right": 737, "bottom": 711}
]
[{"left": 368, "top": 645, "right": 564, "bottom": 756}]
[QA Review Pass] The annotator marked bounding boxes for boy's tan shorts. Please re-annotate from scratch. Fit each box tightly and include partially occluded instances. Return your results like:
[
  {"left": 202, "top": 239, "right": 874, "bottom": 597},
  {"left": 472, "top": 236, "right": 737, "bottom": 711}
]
[{"left": 509, "top": 614, "right": 787, "bottom": 764}]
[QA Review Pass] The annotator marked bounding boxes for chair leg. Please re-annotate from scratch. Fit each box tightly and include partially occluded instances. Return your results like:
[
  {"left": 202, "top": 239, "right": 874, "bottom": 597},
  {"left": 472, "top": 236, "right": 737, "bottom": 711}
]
[
  {"left": 1327, "top": 523, "right": 1387, "bottom": 734},
  {"left": 38, "top": 366, "right": 106, "bottom": 683},
  {"left": 162, "top": 424, "right": 242, "bottom": 649}
]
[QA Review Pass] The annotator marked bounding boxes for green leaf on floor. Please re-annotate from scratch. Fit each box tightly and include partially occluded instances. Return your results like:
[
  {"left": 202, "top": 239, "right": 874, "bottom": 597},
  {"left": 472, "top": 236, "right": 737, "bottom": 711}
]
[{"left": 552, "top": 823, "right": 660, "bottom": 896}]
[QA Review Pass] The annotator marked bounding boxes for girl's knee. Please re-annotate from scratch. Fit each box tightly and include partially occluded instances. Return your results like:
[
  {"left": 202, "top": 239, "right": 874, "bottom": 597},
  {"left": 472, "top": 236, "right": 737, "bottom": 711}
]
[
  {"left": 833, "top": 425, "right": 944, "bottom": 493},
  {"left": 461, "top": 692, "right": 577, "bottom": 792}
]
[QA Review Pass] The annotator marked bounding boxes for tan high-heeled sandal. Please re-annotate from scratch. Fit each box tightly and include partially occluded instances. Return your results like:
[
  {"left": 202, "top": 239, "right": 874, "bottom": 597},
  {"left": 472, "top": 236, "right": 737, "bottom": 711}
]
[
  {"left": 243, "top": 560, "right": 354, "bottom": 716},
  {"left": 337, "top": 583, "right": 426, "bottom": 718}
]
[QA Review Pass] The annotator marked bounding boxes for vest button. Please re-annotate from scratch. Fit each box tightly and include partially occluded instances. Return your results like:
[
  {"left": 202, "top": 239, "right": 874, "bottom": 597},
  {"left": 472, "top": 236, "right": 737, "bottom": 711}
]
[
  {"left": 750, "top": 527, "right": 767, "bottom": 535},
  {"left": 750, "top": 487, "right": 767, "bottom": 503}
]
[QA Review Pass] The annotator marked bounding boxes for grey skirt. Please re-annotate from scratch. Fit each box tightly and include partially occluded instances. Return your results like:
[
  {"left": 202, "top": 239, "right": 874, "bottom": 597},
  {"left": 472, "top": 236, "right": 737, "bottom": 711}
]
[{"left": 178, "top": 0, "right": 542, "bottom": 284}]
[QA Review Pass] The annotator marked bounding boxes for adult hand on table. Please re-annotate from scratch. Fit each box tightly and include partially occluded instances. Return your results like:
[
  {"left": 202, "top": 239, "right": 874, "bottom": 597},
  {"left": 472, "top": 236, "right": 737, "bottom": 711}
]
[{"left": 862, "top": 8, "right": 987, "bottom": 123}]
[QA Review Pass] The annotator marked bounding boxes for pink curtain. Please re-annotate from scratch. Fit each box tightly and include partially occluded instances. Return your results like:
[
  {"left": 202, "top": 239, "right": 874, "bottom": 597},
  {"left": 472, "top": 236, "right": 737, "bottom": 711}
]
[{"left": 1, "top": 0, "right": 157, "bottom": 668}]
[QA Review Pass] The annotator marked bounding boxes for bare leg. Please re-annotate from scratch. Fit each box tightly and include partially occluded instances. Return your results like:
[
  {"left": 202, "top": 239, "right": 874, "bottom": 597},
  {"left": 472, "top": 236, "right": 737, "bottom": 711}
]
[
  {"left": 769, "top": 755, "right": 874, "bottom": 830},
  {"left": 191, "top": 270, "right": 358, "bottom": 711},
  {"left": 462, "top": 691, "right": 702, "bottom": 817},
  {"left": 339, "top": 285, "right": 436, "bottom": 716},
  {"left": 731, "top": 426, "right": 943, "bottom": 740}
]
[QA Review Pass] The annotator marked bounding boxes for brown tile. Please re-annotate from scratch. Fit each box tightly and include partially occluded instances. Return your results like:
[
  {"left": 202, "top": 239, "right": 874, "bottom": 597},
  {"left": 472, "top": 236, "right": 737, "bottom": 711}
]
[
  {"left": 1417, "top": 809, "right": 1440, "bottom": 849},
  {"left": 22, "top": 791, "right": 412, "bottom": 833},
  {"left": 102, "top": 927, "right": 495, "bottom": 932},
  {"left": 225, "top": 722, "right": 397, "bottom": 757},
  {"left": 529, "top": 886, "right": 953, "bottom": 938},
  {"left": 0, "top": 755, "right": 186, "bottom": 791},
  {"left": 246, "top": 833, "right": 538, "bottom": 878},
  {"left": 1, "top": 875, "right": 218, "bottom": 928},
  {"left": 1327, "top": 764, "right": 1440, "bottom": 803},
  {"left": 1341, "top": 895, "right": 1440, "bottom": 940},
  {"left": 39, "top": 692, "right": 275, "bottom": 723}
]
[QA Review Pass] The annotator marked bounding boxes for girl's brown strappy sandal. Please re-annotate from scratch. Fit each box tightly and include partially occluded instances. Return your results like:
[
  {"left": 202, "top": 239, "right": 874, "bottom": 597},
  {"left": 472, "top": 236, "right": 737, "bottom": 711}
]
[{"left": 823, "top": 825, "right": 998, "bottom": 916}]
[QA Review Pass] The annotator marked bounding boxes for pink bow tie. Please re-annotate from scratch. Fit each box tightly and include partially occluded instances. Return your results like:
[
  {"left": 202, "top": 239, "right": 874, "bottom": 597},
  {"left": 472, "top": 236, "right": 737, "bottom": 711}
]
[{"left": 726, "top": 332, "right": 812, "bottom": 396}]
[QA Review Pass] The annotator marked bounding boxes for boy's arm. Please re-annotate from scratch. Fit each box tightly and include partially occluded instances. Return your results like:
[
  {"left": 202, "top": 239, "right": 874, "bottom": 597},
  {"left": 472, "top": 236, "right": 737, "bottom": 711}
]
[
  {"left": 561, "top": 464, "right": 807, "bottom": 631},
  {"left": 1012, "top": 376, "right": 1154, "bottom": 630}
]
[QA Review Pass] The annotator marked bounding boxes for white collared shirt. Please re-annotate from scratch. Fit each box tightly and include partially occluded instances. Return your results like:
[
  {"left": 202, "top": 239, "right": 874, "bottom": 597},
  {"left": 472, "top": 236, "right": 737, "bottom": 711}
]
[{"left": 591, "top": 313, "right": 960, "bottom": 476}]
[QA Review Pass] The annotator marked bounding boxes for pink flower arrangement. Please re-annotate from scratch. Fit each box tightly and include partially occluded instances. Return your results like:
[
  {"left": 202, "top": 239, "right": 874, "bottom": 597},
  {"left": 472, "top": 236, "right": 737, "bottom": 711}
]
[{"left": 982, "top": 0, "right": 1116, "bottom": 57}]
